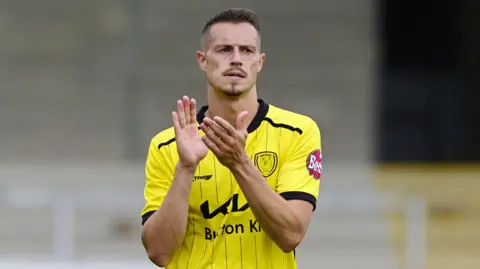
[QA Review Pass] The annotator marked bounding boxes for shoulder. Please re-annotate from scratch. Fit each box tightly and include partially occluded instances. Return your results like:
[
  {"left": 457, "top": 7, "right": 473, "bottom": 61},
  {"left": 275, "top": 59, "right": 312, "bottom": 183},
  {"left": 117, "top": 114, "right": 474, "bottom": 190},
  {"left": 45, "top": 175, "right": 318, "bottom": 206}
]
[
  {"left": 150, "top": 126, "right": 177, "bottom": 151},
  {"left": 265, "top": 104, "right": 320, "bottom": 135},
  {"left": 146, "top": 126, "right": 177, "bottom": 167}
]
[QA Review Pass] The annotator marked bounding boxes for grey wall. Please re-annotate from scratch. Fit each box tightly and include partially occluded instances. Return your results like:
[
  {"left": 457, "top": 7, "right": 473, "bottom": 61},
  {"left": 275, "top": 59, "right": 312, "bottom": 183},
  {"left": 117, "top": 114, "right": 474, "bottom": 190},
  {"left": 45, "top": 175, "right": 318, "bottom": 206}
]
[{"left": 0, "top": 0, "right": 375, "bottom": 163}]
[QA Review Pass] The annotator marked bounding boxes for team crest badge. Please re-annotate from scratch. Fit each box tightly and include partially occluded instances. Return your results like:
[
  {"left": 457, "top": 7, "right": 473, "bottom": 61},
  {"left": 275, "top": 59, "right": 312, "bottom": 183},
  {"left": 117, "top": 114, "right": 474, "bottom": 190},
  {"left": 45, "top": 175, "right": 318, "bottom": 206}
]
[{"left": 254, "top": 151, "right": 278, "bottom": 178}]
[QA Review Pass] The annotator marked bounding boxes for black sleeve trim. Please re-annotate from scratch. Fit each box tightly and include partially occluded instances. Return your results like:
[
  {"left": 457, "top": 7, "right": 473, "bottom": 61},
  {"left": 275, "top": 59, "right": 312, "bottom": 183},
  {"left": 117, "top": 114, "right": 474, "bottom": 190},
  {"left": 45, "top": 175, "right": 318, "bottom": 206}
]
[
  {"left": 142, "top": 210, "right": 156, "bottom": 225},
  {"left": 157, "top": 138, "right": 175, "bottom": 149},
  {"left": 280, "top": 191, "right": 317, "bottom": 211}
]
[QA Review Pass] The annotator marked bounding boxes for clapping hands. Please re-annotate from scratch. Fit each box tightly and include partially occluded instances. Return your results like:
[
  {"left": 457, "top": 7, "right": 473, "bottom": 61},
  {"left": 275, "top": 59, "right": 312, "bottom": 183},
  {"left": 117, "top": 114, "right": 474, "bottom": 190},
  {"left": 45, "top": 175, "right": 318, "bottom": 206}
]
[{"left": 172, "top": 95, "right": 250, "bottom": 170}]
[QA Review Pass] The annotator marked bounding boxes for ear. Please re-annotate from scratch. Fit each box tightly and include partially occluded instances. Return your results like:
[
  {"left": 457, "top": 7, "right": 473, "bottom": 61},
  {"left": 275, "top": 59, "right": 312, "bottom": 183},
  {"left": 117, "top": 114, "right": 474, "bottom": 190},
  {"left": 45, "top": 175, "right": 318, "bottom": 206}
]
[
  {"left": 256, "top": 53, "right": 266, "bottom": 73},
  {"left": 196, "top": 50, "right": 207, "bottom": 71}
]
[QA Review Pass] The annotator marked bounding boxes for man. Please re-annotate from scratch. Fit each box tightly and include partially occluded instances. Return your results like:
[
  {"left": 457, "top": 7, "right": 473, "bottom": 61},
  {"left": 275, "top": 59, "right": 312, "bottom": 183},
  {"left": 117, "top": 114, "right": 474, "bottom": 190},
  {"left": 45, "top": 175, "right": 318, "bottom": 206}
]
[{"left": 141, "top": 8, "right": 322, "bottom": 269}]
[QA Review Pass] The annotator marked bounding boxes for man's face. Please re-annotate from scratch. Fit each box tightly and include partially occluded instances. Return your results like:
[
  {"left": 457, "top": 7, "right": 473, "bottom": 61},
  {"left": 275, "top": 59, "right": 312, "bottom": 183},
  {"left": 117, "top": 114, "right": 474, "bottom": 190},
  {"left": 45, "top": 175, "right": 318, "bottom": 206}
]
[{"left": 197, "top": 22, "right": 265, "bottom": 97}]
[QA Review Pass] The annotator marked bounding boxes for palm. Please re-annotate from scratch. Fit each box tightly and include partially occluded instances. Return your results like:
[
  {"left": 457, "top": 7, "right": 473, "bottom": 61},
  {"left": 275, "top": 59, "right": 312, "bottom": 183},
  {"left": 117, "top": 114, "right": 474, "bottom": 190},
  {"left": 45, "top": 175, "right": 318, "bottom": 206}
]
[
  {"left": 173, "top": 96, "right": 208, "bottom": 167},
  {"left": 176, "top": 123, "right": 208, "bottom": 164}
]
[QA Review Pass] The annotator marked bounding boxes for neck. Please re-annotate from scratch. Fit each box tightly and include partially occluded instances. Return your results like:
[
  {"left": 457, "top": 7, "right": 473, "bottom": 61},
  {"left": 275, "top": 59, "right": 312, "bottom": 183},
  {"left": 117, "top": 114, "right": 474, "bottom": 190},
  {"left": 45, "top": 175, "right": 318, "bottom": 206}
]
[{"left": 206, "top": 86, "right": 259, "bottom": 129}]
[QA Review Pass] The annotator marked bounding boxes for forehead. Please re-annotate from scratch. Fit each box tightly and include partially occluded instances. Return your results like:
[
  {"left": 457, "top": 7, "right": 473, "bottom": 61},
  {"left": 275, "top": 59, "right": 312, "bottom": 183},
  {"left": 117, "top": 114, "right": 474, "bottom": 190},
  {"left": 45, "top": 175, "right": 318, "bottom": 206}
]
[{"left": 207, "top": 22, "right": 259, "bottom": 47}]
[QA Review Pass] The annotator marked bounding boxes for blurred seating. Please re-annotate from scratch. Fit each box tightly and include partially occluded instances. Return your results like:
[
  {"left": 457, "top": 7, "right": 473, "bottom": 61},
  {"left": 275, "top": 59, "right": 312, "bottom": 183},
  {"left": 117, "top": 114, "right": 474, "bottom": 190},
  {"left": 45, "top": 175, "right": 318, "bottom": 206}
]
[
  {"left": 0, "top": 0, "right": 373, "bottom": 163},
  {"left": 374, "top": 165, "right": 480, "bottom": 269}
]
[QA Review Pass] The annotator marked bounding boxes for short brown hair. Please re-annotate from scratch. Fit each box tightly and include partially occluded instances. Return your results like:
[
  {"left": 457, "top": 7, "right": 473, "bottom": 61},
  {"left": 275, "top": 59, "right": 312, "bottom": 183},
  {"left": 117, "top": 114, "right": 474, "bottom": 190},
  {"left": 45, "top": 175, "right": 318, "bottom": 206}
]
[
  {"left": 202, "top": 8, "right": 260, "bottom": 35},
  {"left": 201, "top": 8, "right": 261, "bottom": 48}
]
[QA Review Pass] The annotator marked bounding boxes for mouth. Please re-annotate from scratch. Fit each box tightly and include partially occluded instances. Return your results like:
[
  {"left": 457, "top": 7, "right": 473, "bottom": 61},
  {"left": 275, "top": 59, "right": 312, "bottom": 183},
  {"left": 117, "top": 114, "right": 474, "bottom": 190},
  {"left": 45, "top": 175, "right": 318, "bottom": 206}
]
[{"left": 223, "top": 70, "right": 246, "bottom": 79}]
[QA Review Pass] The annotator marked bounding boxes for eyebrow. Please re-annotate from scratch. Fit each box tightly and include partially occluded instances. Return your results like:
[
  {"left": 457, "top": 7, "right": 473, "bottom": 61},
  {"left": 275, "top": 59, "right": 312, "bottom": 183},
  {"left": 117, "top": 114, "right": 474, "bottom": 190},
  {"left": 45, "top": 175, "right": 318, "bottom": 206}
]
[{"left": 213, "top": 43, "right": 258, "bottom": 50}]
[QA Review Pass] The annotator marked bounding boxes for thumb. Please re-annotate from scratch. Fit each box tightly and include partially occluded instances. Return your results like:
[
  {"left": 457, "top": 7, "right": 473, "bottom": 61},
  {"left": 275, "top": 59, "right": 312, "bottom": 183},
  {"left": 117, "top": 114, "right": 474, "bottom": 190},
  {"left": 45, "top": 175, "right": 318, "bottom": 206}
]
[{"left": 236, "top": 111, "right": 249, "bottom": 131}]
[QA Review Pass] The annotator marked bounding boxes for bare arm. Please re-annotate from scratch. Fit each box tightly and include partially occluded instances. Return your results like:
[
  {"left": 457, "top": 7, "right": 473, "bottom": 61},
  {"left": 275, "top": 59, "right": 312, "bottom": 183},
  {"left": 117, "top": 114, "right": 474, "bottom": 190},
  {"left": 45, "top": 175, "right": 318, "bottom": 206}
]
[
  {"left": 141, "top": 163, "right": 195, "bottom": 266},
  {"left": 231, "top": 158, "right": 313, "bottom": 253},
  {"left": 142, "top": 96, "right": 208, "bottom": 267},
  {"left": 141, "top": 163, "right": 195, "bottom": 267}
]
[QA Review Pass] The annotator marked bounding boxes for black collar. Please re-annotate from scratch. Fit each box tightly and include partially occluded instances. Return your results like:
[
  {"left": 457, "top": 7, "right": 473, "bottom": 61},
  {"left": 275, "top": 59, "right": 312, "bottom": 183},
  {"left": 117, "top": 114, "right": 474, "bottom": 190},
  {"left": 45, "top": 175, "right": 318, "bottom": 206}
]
[{"left": 197, "top": 99, "right": 269, "bottom": 134}]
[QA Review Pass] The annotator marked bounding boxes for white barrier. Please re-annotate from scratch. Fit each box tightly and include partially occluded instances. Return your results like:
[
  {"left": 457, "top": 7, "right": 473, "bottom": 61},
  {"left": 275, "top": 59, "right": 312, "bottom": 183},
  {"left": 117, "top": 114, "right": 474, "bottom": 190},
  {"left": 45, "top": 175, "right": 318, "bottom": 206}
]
[
  {"left": 0, "top": 261, "right": 159, "bottom": 269},
  {"left": 0, "top": 162, "right": 427, "bottom": 269}
]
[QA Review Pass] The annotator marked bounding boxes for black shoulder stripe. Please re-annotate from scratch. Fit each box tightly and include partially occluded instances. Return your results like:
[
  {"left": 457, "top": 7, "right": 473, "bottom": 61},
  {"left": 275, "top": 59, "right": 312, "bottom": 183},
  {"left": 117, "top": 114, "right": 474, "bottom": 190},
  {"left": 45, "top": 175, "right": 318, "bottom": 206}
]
[
  {"left": 157, "top": 137, "right": 175, "bottom": 149},
  {"left": 263, "top": 117, "right": 303, "bottom": 135},
  {"left": 156, "top": 127, "right": 201, "bottom": 149}
]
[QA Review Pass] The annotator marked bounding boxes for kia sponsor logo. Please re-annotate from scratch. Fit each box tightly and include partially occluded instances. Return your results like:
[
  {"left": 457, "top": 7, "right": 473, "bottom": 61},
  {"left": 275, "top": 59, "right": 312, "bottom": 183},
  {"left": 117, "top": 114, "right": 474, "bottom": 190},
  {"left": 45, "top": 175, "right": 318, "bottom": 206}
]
[{"left": 306, "top": 150, "right": 322, "bottom": 180}]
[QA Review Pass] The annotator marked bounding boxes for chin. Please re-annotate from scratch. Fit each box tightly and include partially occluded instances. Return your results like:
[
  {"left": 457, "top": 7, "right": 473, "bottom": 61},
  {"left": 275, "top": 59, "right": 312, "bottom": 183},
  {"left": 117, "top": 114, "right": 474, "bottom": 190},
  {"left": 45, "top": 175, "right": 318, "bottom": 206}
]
[
  {"left": 222, "top": 89, "right": 245, "bottom": 97},
  {"left": 219, "top": 86, "right": 250, "bottom": 97}
]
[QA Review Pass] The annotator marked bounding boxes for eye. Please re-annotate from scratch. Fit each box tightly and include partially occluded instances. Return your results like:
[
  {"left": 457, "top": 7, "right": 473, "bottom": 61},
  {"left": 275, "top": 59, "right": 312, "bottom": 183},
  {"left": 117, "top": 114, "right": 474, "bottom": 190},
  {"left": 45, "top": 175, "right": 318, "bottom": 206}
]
[
  {"left": 218, "top": 47, "right": 232, "bottom": 53},
  {"left": 241, "top": 47, "right": 254, "bottom": 53}
]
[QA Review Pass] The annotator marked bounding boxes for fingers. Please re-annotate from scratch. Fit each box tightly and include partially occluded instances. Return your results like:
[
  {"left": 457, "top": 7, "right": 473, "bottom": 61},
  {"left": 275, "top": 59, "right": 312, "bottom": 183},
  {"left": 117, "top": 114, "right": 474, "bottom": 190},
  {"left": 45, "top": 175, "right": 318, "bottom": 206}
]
[
  {"left": 212, "top": 116, "right": 237, "bottom": 135},
  {"left": 201, "top": 135, "right": 222, "bottom": 154},
  {"left": 190, "top": 98, "right": 197, "bottom": 125},
  {"left": 203, "top": 117, "right": 231, "bottom": 142},
  {"left": 176, "top": 96, "right": 196, "bottom": 128},
  {"left": 177, "top": 100, "right": 186, "bottom": 128},
  {"left": 172, "top": 111, "right": 181, "bottom": 134},
  {"left": 200, "top": 120, "right": 230, "bottom": 152},
  {"left": 183, "top": 96, "right": 191, "bottom": 124},
  {"left": 236, "top": 111, "right": 249, "bottom": 132}
]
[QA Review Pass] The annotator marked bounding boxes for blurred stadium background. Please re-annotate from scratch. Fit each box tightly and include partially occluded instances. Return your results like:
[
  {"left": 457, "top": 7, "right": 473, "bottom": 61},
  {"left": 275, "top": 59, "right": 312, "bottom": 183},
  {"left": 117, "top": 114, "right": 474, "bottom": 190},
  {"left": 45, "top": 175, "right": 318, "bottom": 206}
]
[{"left": 0, "top": 0, "right": 478, "bottom": 269}]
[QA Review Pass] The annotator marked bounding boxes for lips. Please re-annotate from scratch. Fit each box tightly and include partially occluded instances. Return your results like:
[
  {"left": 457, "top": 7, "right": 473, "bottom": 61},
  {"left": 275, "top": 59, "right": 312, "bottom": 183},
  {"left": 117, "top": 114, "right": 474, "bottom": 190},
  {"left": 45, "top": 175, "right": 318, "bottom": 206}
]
[{"left": 224, "top": 70, "right": 246, "bottom": 78}]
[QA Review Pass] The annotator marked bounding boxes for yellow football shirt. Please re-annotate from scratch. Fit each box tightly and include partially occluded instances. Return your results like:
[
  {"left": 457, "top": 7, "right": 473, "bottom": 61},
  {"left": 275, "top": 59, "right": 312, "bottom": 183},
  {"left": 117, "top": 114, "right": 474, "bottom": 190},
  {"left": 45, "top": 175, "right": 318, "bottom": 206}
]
[{"left": 142, "top": 99, "right": 322, "bottom": 269}]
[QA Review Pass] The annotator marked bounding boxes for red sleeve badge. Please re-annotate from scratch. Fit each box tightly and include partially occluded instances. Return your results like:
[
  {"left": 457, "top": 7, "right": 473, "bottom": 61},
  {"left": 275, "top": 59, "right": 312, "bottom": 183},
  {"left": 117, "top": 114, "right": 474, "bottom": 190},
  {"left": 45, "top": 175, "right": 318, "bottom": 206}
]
[{"left": 306, "top": 150, "right": 322, "bottom": 180}]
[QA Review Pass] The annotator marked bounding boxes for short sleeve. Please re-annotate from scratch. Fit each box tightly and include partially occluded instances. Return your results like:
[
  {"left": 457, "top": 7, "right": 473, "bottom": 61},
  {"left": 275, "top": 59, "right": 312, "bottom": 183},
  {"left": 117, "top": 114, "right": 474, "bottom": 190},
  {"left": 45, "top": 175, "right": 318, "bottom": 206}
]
[
  {"left": 276, "top": 121, "right": 322, "bottom": 211},
  {"left": 141, "top": 138, "right": 175, "bottom": 225}
]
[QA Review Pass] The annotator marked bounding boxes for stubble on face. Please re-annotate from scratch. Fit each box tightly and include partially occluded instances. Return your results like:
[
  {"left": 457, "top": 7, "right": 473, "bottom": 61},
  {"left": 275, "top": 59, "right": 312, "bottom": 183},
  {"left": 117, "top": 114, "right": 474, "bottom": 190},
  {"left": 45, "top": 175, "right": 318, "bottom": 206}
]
[{"left": 201, "top": 23, "right": 264, "bottom": 98}]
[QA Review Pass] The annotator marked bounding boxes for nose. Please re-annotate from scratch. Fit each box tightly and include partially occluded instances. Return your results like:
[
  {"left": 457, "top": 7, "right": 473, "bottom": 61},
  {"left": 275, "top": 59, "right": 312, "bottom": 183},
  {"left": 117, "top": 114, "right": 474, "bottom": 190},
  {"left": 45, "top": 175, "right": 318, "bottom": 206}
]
[{"left": 230, "top": 47, "right": 242, "bottom": 66}]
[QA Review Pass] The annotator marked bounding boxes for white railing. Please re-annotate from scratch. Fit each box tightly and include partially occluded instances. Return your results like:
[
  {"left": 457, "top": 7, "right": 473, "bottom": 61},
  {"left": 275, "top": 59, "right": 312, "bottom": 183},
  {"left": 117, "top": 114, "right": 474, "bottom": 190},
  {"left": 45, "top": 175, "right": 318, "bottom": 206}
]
[
  {"left": 0, "top": 261, "right": 157, "bottom": 269},
  {"left": 0, "top": 161, "right": 428, "bottom": 269},
  {"left": 1, "top": 186, "right": 427, "bottom": 269}
]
